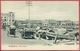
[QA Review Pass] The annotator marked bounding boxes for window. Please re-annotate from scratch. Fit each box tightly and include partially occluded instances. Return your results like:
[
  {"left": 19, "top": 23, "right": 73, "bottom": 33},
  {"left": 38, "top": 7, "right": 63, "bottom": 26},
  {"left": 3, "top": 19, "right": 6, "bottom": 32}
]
[
  {"left": 12, "top": 14, "right": 14, "bottom": 16},
  {"left": 9, "top": 14, "right": 11, "bottom": 16},
  {"left": 9, "top": 14, "right": 14, "bottom": 16},
  {"left": 4, "top": 19, "right": 6, "bottom": 21},
  {"left": 12, "top": 20, "right": 14, "bottom": 22},
  {"left": 4, "top": 17, "right": 6, "bottom": 18}
]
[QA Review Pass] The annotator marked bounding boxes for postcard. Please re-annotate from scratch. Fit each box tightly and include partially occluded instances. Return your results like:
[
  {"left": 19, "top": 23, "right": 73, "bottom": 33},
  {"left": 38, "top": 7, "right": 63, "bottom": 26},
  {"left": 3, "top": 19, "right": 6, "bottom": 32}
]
[{"left": 0, "top": 0, "right": 79, "bottom": 51}]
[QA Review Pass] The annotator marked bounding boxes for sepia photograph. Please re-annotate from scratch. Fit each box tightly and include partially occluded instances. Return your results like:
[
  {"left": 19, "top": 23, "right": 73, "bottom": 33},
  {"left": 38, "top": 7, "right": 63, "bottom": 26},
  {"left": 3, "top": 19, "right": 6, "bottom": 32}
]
[{"left": 1, "top": 0, "right": 79, "bottom": 50}]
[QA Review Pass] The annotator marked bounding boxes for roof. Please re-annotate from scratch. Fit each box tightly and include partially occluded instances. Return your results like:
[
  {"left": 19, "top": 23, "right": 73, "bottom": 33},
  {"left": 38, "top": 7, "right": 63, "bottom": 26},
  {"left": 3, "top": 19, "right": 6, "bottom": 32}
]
[{"left": 24, "top": 28, "right": 36, "bottom": 32}]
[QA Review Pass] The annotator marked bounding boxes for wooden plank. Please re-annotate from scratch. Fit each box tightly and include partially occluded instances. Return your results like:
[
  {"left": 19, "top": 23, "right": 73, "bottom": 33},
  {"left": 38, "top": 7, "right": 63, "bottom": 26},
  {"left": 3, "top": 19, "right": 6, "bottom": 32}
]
[{"left": 46, "top": 34, "right": 75, "bottom": 39}]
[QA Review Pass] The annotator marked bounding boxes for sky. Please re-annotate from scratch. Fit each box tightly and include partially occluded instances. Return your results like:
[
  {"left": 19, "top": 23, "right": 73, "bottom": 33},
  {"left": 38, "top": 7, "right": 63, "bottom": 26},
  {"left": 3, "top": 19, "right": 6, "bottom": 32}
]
[{"left": 1, "top": 1, "right": 79, "bottom": 21}]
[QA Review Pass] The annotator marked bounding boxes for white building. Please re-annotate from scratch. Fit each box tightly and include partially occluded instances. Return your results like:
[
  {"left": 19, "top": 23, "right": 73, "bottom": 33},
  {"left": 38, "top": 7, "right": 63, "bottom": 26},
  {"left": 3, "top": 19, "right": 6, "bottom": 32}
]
[
  {"left": 42, "top": 20, "right": 49, "bottom": 27},
  {"left": 1, "top": 12, "right": 15, "bottom": 26}
]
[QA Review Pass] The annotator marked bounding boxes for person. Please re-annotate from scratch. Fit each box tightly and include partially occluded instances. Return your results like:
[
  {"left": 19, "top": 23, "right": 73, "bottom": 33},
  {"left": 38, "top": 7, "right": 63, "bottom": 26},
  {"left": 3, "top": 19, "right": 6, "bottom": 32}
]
[
  {"left": 9, "top": 24, "right": 16, "bottom": 37},
  {"left": 20, "top": 28, "right": 24, "bottom": 33},
  {"left": 3, "top": 24, "right": 6, "bottom": 31}
]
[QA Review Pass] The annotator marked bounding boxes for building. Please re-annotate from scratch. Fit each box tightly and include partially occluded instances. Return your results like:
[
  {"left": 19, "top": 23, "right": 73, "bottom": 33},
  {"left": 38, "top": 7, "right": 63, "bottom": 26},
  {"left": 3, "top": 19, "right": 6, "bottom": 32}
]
[
  {"left": 30, "top": 20, "right": 42, "bottom": 28},
  {"left": 1, "top": 12, "right": 15, "bottom": 26},
  {"left": 42, "top": 19, "right": 78, "bottom": 29},
  {"left": 72, "top": 21, "right": 79, "bottom": 29},
  {"left": 42, "top": 20, "right": 49, "bottom": 27},
  {"left": 15, "top": 19, "right": 78, "bottom": 29},
  {"left": 16, "top": 20, "right": 42, "bottom": 28},
  {"left": 48, "top": 19, "right": 60, "bottom": 28}
]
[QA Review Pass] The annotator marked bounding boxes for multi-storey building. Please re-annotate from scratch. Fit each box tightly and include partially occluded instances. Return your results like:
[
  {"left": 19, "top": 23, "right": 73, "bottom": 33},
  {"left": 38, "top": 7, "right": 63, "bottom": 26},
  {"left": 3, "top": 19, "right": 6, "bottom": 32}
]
[{"left": 1, "top": 12, "right": 15, "bottom": 26}]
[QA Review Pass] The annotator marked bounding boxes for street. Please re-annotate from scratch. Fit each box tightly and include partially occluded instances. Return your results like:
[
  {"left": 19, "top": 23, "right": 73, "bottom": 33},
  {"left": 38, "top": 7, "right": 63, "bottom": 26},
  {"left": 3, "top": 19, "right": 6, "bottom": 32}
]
[
  {"left": 1, "top": 29, "right": 49, "bottom": 46},
  {"left": 1, "top": 29, "right": 79, "bottom": 50}
]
